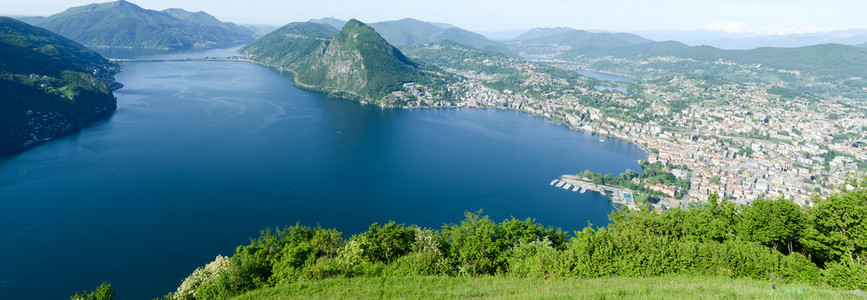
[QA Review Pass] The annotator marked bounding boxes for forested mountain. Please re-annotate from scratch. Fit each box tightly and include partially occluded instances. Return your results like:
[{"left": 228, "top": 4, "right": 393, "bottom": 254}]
[
  {"left": 309, "top": 17, "right": 512, "bottom": 55},
  {"left": 511, "top": 27, "right": 576, "bottom": 41},
  {"left": 25, "top": 0, "right": 253, "bottom": 50},
  {"left": 513, "top": 29, "right": 654, "bottom": 50},
  {"left": 308, "top": 17, "right": 347, "bottom": 31},
  {"left": 369, "top": 18, "right": 513, "bottom": 55},
  {"left": 243, "top": 19, "right": 453, "bottom": 104},
  {"left": 0, "top": 17, "right": 120, "bottom": 156}
]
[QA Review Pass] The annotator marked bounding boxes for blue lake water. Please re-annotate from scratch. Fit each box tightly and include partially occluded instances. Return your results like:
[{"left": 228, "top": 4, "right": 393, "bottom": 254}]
[{"left": 0, "top": 51, "right": 645, "bottom": 299}]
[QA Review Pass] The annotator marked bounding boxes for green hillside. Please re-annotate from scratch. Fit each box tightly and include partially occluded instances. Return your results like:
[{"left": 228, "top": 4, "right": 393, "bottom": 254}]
[
  {"left": 28, "top": 0, "right": 253, "bottom": 49},
  {"left": 296, "top": 19, "right": 428, "bottom": 100},
  {"left": 369, "top": 18, "right": 444, "bottom": 47},
  {"left": 0, "top": 17, "right": 119, "bottom": 156},
  {"left": 516, "top": 29, "right": 654, "bottom": 49},
  {"left": 685, "top": 43, "right": 867, "bottom": 80},
  {"left": 161, "top": 8, "right": 254, "bottom": 44},
  {"left": 141, "top": 183, "right": 867, "bottom": 300},
  {"left": 369, "top": 18, "right": 513, "bottom": 55},
  {"left": 511, "top": 27, "right": 575, "bottom": 41},
  {"left": 241, "top": 22, "right": 337, "bottom": 70},
  {"left": 244, "top": 19, "right": 457, "bottom": 105},
  {"left": 307, "top": 17, "right": 347, "bottom": 31}
]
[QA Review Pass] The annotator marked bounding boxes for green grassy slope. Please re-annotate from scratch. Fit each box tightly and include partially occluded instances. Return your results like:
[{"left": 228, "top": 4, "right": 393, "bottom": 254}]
[{"left": 232, "top": 275, "right": 860, "bottom": 299}]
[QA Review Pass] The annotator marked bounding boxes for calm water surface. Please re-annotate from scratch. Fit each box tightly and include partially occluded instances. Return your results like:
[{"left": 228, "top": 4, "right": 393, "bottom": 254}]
[{"left": 0, "top": 51, "right": 644, "bottom": 299}]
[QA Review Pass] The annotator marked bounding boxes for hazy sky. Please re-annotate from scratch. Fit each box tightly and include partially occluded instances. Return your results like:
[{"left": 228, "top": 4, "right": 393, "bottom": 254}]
[{"left": 4, "top": 0, "right": 867, "bottom": 34}]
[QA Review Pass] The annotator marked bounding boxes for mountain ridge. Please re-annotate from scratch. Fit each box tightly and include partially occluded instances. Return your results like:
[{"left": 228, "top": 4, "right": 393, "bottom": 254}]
[
  {"left": 0, "top": 16, "right": 120, "bottom": 156},
  {"left": 243, "top": 19, "right": 451, "bottom": 105},
  {"left": 26, "top": 0, "right": 254, "bottom": 50}
]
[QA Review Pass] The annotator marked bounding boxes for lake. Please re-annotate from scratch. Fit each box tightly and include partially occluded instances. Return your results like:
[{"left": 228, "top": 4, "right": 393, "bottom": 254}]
[{"left": 0, "top": 50, "right": 645, "bottom": 299}]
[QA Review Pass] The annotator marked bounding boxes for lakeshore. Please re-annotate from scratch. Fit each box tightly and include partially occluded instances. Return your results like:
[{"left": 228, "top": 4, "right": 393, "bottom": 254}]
[{"left": 0, "top": 53, "right": 646, "bottom": 300}]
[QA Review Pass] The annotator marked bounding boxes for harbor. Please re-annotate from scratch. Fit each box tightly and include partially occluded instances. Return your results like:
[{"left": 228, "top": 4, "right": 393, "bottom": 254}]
[{"left": 550, "top": 174, "right": 640, "bottom": 209}]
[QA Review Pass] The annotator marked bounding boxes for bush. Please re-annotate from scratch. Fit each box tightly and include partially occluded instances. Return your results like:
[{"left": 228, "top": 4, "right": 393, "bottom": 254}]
[
  {"left": 70, "top": 282, "right": 114, "bottom": 300},
  {"left": 387, "top": 229, "right": 451, "bottom": 276},
  {"left": 824, "top": 262, "right": 867, "bottom": 290},
  {"left": 174, "top": 255, "right": 232, "bottom": 300},
  {"left": 506, "top": 238, "right": 568, "bottom": 277}
]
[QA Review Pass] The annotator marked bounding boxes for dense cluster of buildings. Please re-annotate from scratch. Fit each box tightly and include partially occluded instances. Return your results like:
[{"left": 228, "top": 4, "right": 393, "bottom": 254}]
[{"left": 401, "top": 46, "right": 867, "bottom": 207}]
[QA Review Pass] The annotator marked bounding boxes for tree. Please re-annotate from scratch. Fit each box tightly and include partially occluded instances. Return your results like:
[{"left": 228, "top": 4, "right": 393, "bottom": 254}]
[
  {"left": 356, "top": 221, "right": 416, "bottom": 263},
  {"left": 441, "top": 211, "right": 505, "bottom": 275},
  {"left": 738, "top": 197, "right": 806, "bottom": 254},
  {"left": 70, "top": 282, "right": 113, "bottom": 300},
  {"left": 808, "top": 187, "right": 867, "bottom": 266}
]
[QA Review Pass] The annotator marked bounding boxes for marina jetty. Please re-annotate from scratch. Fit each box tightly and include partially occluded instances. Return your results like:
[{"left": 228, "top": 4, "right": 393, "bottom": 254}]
[{"left": 550, "top": 174, "right": 685, "bottom": 210}]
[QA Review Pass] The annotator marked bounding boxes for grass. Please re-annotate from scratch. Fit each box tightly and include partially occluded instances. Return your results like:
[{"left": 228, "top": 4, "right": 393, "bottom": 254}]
[{"left": 231, "top": 275, "right": 861, "bottom": 299}]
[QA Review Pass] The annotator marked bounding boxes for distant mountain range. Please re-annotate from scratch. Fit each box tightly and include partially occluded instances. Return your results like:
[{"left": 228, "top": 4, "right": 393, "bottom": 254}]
[
  {"left": 309, "top": 17, "right": 513, "bottom": 56},
  {"left": 22, "top": 0, "right": 254, "bottom": 50},
  {"left": 510, "top": 27, "right": 575, "bottom": 41},
  {"left": 242, "top": 19, "right": 450, "bottom": 104},
  {"left": 0, "top": 17, "right": 119, "bottom": 156},
  {"left": 515, "top": 29, "right": 652, "bottom": 49},
  {"left": 633, "top": 28, "right": 867, "bottom": 50}
]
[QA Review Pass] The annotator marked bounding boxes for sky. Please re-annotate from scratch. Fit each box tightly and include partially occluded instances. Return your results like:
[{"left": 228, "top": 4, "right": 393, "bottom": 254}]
[{"left": 4, "top": 0, "right": 867, "bottom": 34}]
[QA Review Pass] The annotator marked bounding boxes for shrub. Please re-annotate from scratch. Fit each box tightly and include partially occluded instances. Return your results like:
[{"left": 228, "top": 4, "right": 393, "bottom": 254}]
[
  {"left": 824, "top": 262, "right": 867, "bottom": 290},
  {"left": 70, "top": 282, "right": 114, "bottom": 300},
  {"left": 174, "top": 255, "right": 232, "bottom": 300}
]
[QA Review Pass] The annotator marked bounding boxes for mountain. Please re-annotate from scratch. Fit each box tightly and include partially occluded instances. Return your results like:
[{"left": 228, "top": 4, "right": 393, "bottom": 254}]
[
  {"left": 243, "top": 19, "right": 449, "bottom": 104},
  {"left": 518, "top": 29, "right": 654, "bottom": 49},
  {"left": 308, "top": 17, "right": 347, "bottom": 31},
  {"left": 678, "top": 43, "right": 867, "bottom": 79},
  {"left": 0, "top": 17, "right": 120, "bottom": 157},
  {"left": 511, "top": 27, "right": 575, "bottom": 41},
  {"left": 368, "top": 18, "right": 513, "bottom": 55},
  {"left": 635, "top": 28, "right": 867, "bottom": 50},
  {"left": 241, "top": 22, "right": 338, "bottom": 70},
  {"left": 565, "top": 40, "right": 867, "bottom": 80},
  {"left": 162, "top": 8, "right": 254, "bottom": 42},
  {"left": 27, "top": 0, "right": 253, "bottom": 50},
  {"left": 308, "top": 18, "right": 512, "bottom": 55}
]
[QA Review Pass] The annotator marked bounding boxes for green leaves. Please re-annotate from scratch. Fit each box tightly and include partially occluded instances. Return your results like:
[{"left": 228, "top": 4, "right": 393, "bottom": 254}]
[
  {"left": 808, "top": 188, "right": 867, "bottom": 266},
  {"left": 70, "top": 282, "right": 114, "bottom": 300},
  {"left": 164, "top": 183, "right": 867, "bottom": 299}
]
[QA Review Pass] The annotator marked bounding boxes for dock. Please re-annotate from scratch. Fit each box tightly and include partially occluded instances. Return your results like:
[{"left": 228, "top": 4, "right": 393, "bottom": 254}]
[{"left": 548, "top": 174, "right": 639, "bottom": 209}]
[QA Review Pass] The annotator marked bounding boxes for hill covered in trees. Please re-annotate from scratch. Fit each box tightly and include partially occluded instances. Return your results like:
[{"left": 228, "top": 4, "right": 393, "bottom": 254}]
[
  {"left": 25, "top": 0, "right": 254, "bottom": 50},
  {"left": 0, "top": 17, "right": 120, "bottom": 157},
  {"left": 242, "top": 19, "right": 457, "bottom": 105}
]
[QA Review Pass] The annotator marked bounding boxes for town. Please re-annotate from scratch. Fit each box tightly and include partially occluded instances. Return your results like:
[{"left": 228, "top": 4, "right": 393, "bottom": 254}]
[{"left": 390, "top": 42, "right": 866, "bottom": 210}]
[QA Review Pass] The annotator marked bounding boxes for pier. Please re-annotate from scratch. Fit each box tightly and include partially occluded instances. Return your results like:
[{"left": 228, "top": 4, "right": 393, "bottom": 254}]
[{"left": 550, "top": 174, "right": 639, "bottom": 208}]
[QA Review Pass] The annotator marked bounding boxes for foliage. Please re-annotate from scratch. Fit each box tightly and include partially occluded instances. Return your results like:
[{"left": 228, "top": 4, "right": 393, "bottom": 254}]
[
  {"left": 175, "top": 256, "right": 232, "bottom": 300},
  {"left": 0, "top": 17, "right": 118, "bottom": 157},
  {"left": 579, "top": 160, "right": 691, "bottom": 198},
  {"left": 243, "top": 19, "right": 455, "bottom": 104},
  {"left": 152, "top": 183, "right": 867, "bottom": 299},
  {"left": 70, "top": 282, "right": 114, "bottom": 300}
]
